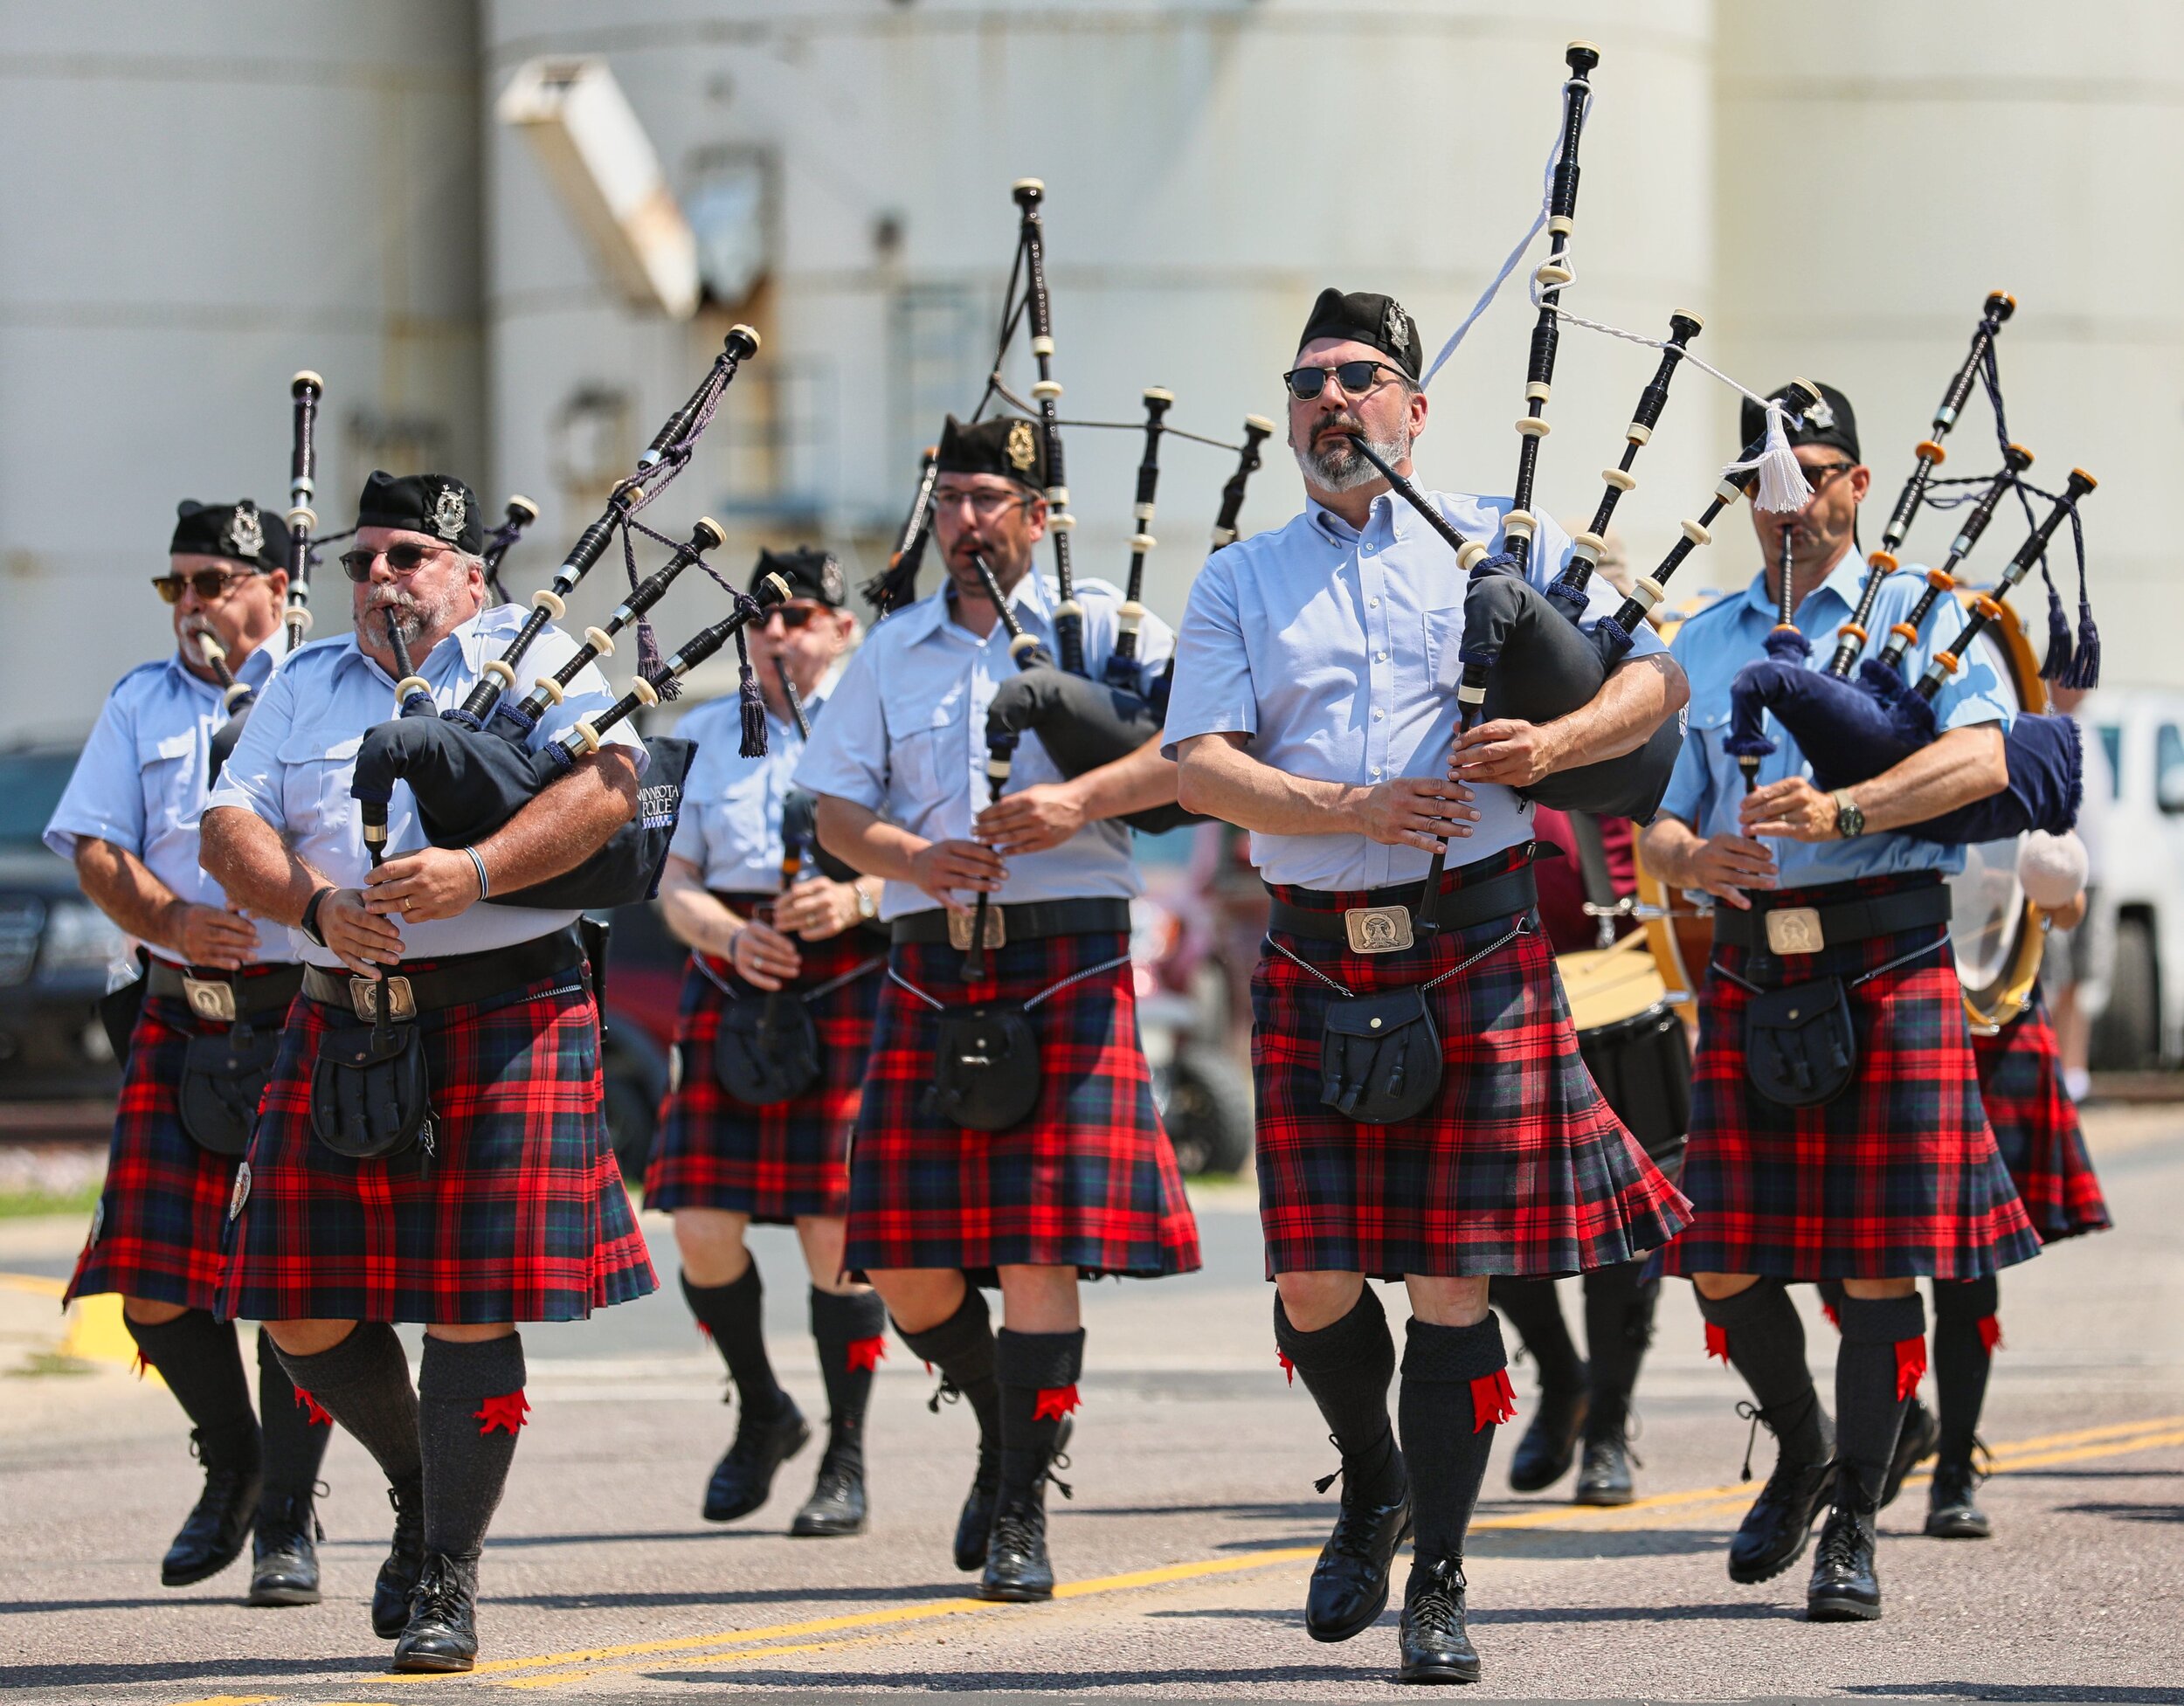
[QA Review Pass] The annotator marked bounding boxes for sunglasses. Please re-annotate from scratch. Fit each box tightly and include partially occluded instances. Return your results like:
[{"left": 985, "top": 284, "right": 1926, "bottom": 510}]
[
  {"left": 1282, "top": 361, "right": 1407, "bottom": 402},
  {"left": 340, "top": 542, "right": 449, "bottom": 582},
  {"left": 152, "top": 568, "right": 254, "bottom": 604},
  {"left": 764, "top": 604, "right": 826, "bottom": 631}
]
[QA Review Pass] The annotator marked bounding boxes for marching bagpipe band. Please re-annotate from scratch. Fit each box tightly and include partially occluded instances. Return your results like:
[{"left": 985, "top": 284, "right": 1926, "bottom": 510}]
[
  {"left": 347, "top": 326, "right": 777, "bottom": 915},
  {"left": 1723, "top": 291, "right": 2099, "bottom": 846},
  {"left": 1337, "top": 40, "right": 1828, "bottom": 866}
]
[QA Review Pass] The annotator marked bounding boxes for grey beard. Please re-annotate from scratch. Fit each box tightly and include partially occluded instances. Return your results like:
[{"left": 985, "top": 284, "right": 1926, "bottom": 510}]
[
  {"left": 1295, "top": 422, "right": 1413, "bottom": 493},
  {"left": 365, "top": 591, "right": 430, "bottom": 646}
]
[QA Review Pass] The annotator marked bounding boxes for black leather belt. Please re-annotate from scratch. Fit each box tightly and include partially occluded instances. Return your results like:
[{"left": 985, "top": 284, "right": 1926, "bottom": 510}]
[
  {"left": 301, "top": 927, "right": 584, "bottom": 1021},
  {"left": 1711, "top": 876, "right": 1951, "bottom": 955},
  {"left": 147, "top": 961, "right": 304, "bottom": 1024},
  {"left": 1268, "top": 857, "right": 1540, "bottom": 951},
  {"left": 891, "top": 898, "right": 1130, "bottom": 948}
]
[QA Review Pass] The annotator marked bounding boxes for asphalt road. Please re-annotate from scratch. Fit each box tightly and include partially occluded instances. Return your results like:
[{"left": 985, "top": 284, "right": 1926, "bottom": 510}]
[{"left": 0, "top": 1109, "right": 2179, "bottom": 1705}]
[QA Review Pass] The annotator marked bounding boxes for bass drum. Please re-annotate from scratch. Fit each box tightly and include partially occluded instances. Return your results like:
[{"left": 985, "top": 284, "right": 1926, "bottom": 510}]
[
  {"left": 1948, "top": 596, "right": 2049, "bottom": 1033},
  {"left": 1560, "top": 934, "right": 1690, "bottom": 1174}
]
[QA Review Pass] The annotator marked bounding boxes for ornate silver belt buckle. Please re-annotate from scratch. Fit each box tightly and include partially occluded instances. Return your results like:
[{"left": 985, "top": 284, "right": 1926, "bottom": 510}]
[
  {"left": 946, "top": 910, "right": 1006, "bottom": 952},
  {"left": 349, "top": 975, "right": 417, "bottom": 1022},
  {"left": 180, "top": 975, "right": 238, "bottom": 1025},
  {"left": 1343, "top": 905, "right": 1414, "bottom": 955},
  {"left": 1764, "top": 907, "right": 1825, "bottom": 956}
]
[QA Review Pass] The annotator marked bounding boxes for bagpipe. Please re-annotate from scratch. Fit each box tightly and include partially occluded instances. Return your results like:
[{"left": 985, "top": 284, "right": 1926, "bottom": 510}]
[
  {"left": 774, "top": 657, "right": 860, "bottom": 888},
  {"left": 190, "top": 624, "right": 258, "bottom": 786},
  {"left": 865, "top": 180, "right": 1279, "bottom": 841},
  {"left": 348, "top": 327, "right": 773, "bottom": 912},
  {"left": 1723, "top": 293, "right": 2098, "bottom": 845},
  {"left": 1353, "top": 42, "right": 1823, "bottom": 846}
]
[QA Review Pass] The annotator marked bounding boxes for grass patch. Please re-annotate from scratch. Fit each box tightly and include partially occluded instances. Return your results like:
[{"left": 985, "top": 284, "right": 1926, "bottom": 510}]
[
  {"left": 0, "top": 1182, "right": 101, "bottom": 1220},
  {"left": 7, "top": 1351, "right": 94, "bottom": 1378}
]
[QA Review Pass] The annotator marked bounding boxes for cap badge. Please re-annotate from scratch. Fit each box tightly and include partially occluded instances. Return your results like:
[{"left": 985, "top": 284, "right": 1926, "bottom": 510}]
[
  {"left": 1805, "top": 397, "right": 1835, "bottom": 429},
  {"left": 223, "top": 504, "right": 266, "bottom": 562},
  {"left": 820, "top": 559, "right": 846, "bottom": 604},
  {"left": 1006, "top": 419, "right": 1038, "bottom": 474},
  {"left": 431, "top": 485, "right": 468, "bottom": 542},
  {"left": 1383, "top": 301, "right": 1411, "bottom": 356}
]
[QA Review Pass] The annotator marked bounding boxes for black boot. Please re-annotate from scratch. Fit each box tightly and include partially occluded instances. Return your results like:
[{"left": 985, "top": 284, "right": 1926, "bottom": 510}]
[
  {"left": 793, "top": 1288, "right": 884, "bottom": 1538},
  {"left": 979, "top": 1328, "right": 1082, "bottom": 1603},
  {"left": 1882, "top": 1394, "right": 1939, "bottom": 1509},
  {"left": 374, "top": 1478, "right": 427, "bottom": 1640},
  {"left": 1726, "top": 1392, "right": 1837, "bottom": 1585},
  {"left": 1397, "top": 1556, "right": 1480, "bottom": 1686},
  {"left": 249, "top": 1328, "right": 330, "bottom": 1607},
  {"left": 1925, "top": 1446, "right": 1992, "bottom": 1539},
  {"left": 893, "top": 1288, "right": 1004, "bottom": 1571},
  {"left": 246, "top": 1492, "right": 322, "bottom": 1607},
  {"left": 1492, "top": 1278, "right": 1586, "bottom": 1495},
  {"left": 1573, "top": 1263, "right": 1654, "bottom": 1508},
  {"left": 1506, "top": 1384, "right": 1587, "bottom": 1495},
  {"left": 392, "top": 1553, "right": 480, "bottom": 1673},
  {"left": 1807, "top": 1486, "right": 1883, "bottom": 1620},
  {"left": 703, "top": 1398, "right": 810, "bottom": 1523},
  {"left": 162, "top": 1428, "right": 263, "bottom": 1589},
  {"left": 1573, "top": 1430, "right": 1635, "bottom": 1507}
]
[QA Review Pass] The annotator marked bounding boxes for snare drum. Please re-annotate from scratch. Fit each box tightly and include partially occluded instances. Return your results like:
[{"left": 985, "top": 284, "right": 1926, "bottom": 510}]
[{"left": 1559, "top": 934, "right": 1690, "bottom": 1171}]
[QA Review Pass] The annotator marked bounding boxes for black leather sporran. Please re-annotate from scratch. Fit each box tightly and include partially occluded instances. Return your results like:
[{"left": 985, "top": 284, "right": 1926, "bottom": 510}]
[
  {"left": 714, "top": 992, "right": 823, "bottom": 1107},
  {"left": 178, "top": 1021, "right": 280, "bottom": 1157},
  {"left": 1319, "top": 986, "right": 1443, "bottom": 1125},
  {"left": 311, "top": 1023, "right": 434, "bottom": 1160},
  {"left": 930, "top": 1004, "right": 1043, "bottom": 1133},
  {"left": 1744, "top": 977, "right": 1857, "bottom": 1108}
]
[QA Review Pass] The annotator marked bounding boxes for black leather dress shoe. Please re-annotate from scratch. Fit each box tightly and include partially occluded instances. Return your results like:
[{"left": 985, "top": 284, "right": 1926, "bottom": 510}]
[
  {"left": 954, "top": 1442, "right": 1000, "bottom": 1571},
  {"left": 1572, "top": 1429, "right": 1635, "bottom": 1507},
  {"left": 246, "top": 1493, "right": 322, "bottom": 1606},
  {"left": 790, "top": 1453, "right": 868, "bottom": 1537},
  {"left": 1507, "top": 1384, "right": 1587, "bottom": 1495},
  {"left": 1881, "top": 1396, "right": 1939, "bottom": 1509},
  {"left": 1924, "top": 1452, "right": 1992, "bottom": 1539},
  {"left": 1305, "top": 1475, "right": 1413, "bottom": 1642},
  {"left": 392, "top": 1554, "right": 480, "bottom": 1673},
  {"left": 372, "top": 1478, "right": 426, "bottom": 1640},
  {"left": 1807, "top": 1489, "right": 1883, "bottom": 1620},
  {"left": 978, "top": 1495, "right": 1055, "bottom": 1602},
  {"left": 1727, "top": 1451, "right": 1835, "bottom": 1584},
  {"left": 702, "top": 1397, "right": 810, "bottom": 1523},
  {"left": 1398, "top": 1557, "right": 1481, "bottom": 1685},
  {"left": 161, "top": 1432, "right": 261, "bottom": 1588}
]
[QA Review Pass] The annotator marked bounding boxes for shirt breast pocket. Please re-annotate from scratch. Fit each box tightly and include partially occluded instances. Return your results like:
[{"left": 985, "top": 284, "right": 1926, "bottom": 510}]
[
  {"left": 277, "top": 730, "right": 363, "bottom": 836},
  {"left": 1420, "top": 604, "right": 1468, "bottom": 695},
  {"left": 890, "top": 708, "right": 957, "bottom": 808}
]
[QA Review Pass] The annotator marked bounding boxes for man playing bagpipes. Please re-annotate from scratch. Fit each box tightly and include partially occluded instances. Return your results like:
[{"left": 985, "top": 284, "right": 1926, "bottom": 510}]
[
  {"left": 797, "top": 415, "right": 1200, "bottom": 1603},
  {"left": 1640, "top": 386, "right": 2042, "bottom": 1623},
  {"left": 199, "top": 472, "right": 658, "bottom": 1671},
  {"left": 1165, "top": 288, "right": 1693, "bottom": 1685},
  {"left": 45, "top": 498, "right": 338, "bottom": 1606},
  {"left": 646, "top": 548, "right": 892, "bottom": 1537}
]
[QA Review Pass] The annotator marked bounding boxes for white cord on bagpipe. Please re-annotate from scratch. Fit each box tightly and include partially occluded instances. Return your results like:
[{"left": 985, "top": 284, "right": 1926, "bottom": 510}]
[{"left": 1418, "top": 88, "right": 1814, "bottom": 516}]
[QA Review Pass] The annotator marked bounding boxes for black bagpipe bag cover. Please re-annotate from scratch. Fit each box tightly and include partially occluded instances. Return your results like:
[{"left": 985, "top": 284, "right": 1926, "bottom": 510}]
[{"left": 984, "top": 665, "right": 1196, "bottom": 835}]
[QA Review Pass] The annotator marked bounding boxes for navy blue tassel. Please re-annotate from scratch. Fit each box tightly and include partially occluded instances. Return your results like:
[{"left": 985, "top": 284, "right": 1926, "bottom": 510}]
[
  {"left": 2063, "top": 604, "right": 2100, "bottom": 691},
  {"left": 636, "top": 614, "right": 677, "bottom": 701},
  {"left": 735, "top": 625, "right": 767, "bottom": 757},
  {"left": 2040, "top": 562, "right": 2074, "bottom": 684}
]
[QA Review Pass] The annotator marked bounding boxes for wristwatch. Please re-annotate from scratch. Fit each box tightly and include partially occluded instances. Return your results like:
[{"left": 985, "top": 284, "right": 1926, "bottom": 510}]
[
  {"left": 1831, "top": 790, "right": 1866, "bottom": 839},
  {"left": 854, "top": 883, "right": 879, "bottom": 922},
  {"left": 300, "top": 885, "right": 335, "bottom": 948}
]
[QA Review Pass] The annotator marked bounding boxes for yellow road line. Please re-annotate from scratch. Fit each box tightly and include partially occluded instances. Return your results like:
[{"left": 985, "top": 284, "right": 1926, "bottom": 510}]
[
  {"left": 364, "top": 1412, "right": 2184, "bottom": 1690},
  {"left": 0, "top": 1271, "right": 66, "bottom": 1298},
  {"left": 0, "top": 1270, "right": 149, "bottom": 1378},
  {"left": 494, "top": 1640, "right": 857, "bottom": 1692}
]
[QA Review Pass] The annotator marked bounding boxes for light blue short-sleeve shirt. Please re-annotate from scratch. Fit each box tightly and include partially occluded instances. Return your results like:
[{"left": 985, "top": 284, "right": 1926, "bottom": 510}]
[
  {"left": 45, "top": 640, "right": 292, "bottom": 966},
  {"left": 1160, "top": 487, "right": 1666, "bottom": 890},
  {"left": 206, "top": 604, "right": 647, "bottom": 964},
  {"left": 669, "top": 665, "right": 843, "bottom": 894},
  {"left": 1657, "top": 545, "right": 2014, "bottom": 888},
  {"left": 793, "top": 574, "right": 1169, "bottom": 920}
]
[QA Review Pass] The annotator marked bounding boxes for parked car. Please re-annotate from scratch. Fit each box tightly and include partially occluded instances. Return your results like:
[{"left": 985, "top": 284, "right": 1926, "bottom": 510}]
[
  {"left": 0, "top": 742, "right": 134, "bottom": 1099},
  {"left": 2085, "top": 690, "right": 2184, "bottom": 1067}
]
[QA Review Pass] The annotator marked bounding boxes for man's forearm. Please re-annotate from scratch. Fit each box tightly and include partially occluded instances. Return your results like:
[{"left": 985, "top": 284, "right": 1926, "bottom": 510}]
[
  {"left": 814, "top": 798, "right": 926, "bottom": 886},
  {"left": 657, "top": 856, "right": 736, "bottom": 953},
  {"left": 75, "top": 841, "right": 185, "bottom": 950},
  {"left": 1552, "top": 653, "right": 1688, "bottom": 771},
  {"left": 1853, "top": 724, "right": 2008, "bottom": 832},
  {"left": 201, "top": 806, "right": 322, "bottom": 927},
  {"left": 1073, "top": 736, "right": 1179, "bottom": 823},
  {"left": 1638, "top": 814, "right": 1703, "bottom": 890},
  {"left": 1176, "top": 735, "right": 1359, "bottom": 837},
  {"left": 476, "top": 749, "right": 639, "bottom": 893}
]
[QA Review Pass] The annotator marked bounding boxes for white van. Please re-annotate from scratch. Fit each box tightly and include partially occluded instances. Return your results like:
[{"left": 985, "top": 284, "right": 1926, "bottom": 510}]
[{"left": 2084, "top": 689, "right": 2184, "bottom": 1067}]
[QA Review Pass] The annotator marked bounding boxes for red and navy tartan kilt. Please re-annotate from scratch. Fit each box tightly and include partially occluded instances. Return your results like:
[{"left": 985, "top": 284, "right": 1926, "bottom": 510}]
[
  {"left": 1659, "top": 873, "right": 2042, "bottom": 1283},
  {"left": 1252, "top": 847, "right": 1692, "bottom": 1281},
  {"left": 646, "top": 929, "right": 885, "bottom": 1222},
  {"left": 218, "top": 963, "right": 657, "bottom": 1325},
  {"left": 67, "top": 964, "right": 297, "bottom": 1312},
  {"left": 844, "top": 929, "right": 1201, "bottom": 1280},
  {"left": 1973, "top": 993, "right": 2110, "bottom": 1241}
]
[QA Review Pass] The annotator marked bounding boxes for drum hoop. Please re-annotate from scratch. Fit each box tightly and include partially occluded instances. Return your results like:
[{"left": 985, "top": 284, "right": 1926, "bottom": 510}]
[{"left": 1954, "top": 597, "right": 2047, "bottom": 1033}]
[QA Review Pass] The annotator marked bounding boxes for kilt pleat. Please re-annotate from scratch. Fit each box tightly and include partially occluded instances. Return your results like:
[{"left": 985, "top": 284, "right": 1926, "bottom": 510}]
[
  {"left": 1973, "top": 995, "right": 2110, "bottom": 1242},
  {"left": 66, "top": 970, "right": 294, "bottom": 1311},
  {"left": 217, "top": 964, "right": 657, "bottom": 1324},
  {"left": 646, "top": 930, "right": 883, "bottom": 1221},
  {"left": 1251, "top": 847, "right": 1691, "bottom": 1281},
  {"left": 1660, "top": 873, "right": 2042, "bottom": 1282},
  {"left": 844, "top": 929, "right": 1200, "bottom": 1279}
]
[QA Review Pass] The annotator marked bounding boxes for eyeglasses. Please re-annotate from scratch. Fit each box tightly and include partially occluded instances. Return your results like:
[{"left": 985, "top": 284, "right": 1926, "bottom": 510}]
[
  {"left": 933, "top": 487, "right": 1031, "bottom": 520},
  {"left": 340, "top": 542, "right": 450, "bottom": 582},
  {"left": 1800, "top": 461, "right": 1856, "bottom": 491},
  {"left": 152, "top": 568, "right": 254, "bottom": 604},
  {"left": 1282, "top": 361, "right": 1406, "bottom": 402},
  {"left": 764, "top": 604, "right": 828, "bottom": 631}
]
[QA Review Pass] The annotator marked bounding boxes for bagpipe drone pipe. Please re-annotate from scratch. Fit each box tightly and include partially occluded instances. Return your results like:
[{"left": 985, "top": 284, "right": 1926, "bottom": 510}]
[
  {"left": 1348, "top": 41, "right": 1825, "bottom": 833},
  {"left": 347, "top": 326, "right": 768, "bottom": 910},
  {"left": 774, "top": 657, "right": 861, "bottom": 888},
  {"left": 1724, "top": 293, "right": 2098, "bottom": 844}
]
